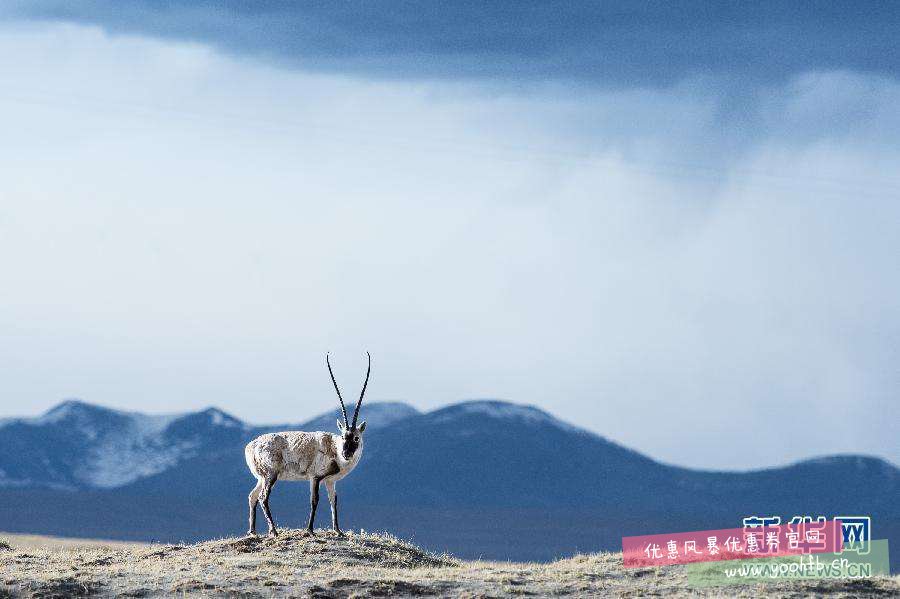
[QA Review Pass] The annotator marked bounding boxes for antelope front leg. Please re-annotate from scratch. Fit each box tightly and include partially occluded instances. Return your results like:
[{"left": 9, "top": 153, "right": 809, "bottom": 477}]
[
  {"left": 260, "top": 475, "right": 279, "bottom": 537},
  {"left": 325, "top": 480, "right": 343, "bottom": 535},
  {"left": 305, "top": 477, "right": 320, "bottom": 535},
  {"left": 247, "top": 479, "right": 264, "bottom": 536}
]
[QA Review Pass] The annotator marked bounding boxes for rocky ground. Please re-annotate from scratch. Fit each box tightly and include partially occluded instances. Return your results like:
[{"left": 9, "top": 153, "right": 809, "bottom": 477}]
[{"left": 1, "top": 529, "right": 897, "bottom": 597}]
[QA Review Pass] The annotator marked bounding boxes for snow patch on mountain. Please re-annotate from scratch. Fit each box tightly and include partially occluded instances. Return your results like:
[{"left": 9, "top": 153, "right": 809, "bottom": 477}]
[
  {"left": 362, "top": 402, "right": 420, "bottom": 425},
  {"left": 76, "top": 412, "right": 190, "bottom": 488},
  {"left": 435, "top": 400, "right": 583, "bottom": 432},
  {"left": 294, "top": 402, "right": 421, "bottom": 432},
  {"left": 4, "top": 399, "right": 103, "bottom": 427},
  {"left": 0, "top": 468, "right": 73, "bottom": 490},
  {"left": 37, "top": 401, "right": 85, "bottom": 424},
  {"left": 0, "top": 467, "right": 34, "bottom": 488},
  {"left": 83, "top": 438, "right": 197, "bottom": 488},
  {"left": 202, "top": 407, "right": 245, "bottom": 429}
]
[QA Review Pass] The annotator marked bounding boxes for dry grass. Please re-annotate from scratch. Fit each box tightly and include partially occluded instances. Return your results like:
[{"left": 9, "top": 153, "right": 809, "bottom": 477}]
[
  {"left": 1, "top": 529, "right": 897, "bottom": 597},
  {"left": 0, "top": 533, "right": 147, "bottom": 552}
]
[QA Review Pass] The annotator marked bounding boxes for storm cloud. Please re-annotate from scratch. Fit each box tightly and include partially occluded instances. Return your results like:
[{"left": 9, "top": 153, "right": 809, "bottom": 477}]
[{"left": 5, "top": 1, "right": 900, "bottom": 87}]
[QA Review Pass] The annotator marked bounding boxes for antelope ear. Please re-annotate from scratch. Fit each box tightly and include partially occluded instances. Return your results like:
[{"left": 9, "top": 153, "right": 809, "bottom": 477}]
[
  {"left": 358, "top": 421, "right": 367, "bottom": 432},
  {"left": 337, "top": 418, "right": 345, "bottom": 432}
]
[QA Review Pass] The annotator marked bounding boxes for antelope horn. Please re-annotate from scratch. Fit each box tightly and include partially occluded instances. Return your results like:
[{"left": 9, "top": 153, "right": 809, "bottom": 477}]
[
  {"left": 326, "top": 353, "right": 350, "bottom": 428},
  {"left": 351, "top": 352, "right": 371, "bottom": 429}
]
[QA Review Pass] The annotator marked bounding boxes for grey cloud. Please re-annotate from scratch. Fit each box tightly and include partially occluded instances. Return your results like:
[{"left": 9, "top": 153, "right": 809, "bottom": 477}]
[{"left": 4, "top": 1, "right": 900, "bottom": 88}]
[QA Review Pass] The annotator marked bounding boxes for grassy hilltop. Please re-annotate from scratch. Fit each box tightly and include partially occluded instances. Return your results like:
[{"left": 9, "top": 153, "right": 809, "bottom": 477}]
[{"left": 1, "top": 530, "right": 897, "bottom": 597}]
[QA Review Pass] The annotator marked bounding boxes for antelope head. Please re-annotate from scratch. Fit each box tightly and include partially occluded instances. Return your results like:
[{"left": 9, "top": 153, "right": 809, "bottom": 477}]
[{"left": 327, "top": 352, "right": 370, "bottom": 460}]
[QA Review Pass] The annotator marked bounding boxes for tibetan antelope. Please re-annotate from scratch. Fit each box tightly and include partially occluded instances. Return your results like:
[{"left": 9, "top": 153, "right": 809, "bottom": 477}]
[{"left": 245, "top": 352, "right": 370, "bottom": 537}]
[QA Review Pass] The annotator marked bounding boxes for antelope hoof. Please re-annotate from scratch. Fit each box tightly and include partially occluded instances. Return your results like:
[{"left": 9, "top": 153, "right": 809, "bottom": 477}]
[
  {"left": 302, "top": 528, "right": 315, "bottom": 537},
  {"left": 246, "top": 530, "right": 257, "bottom": 537},
  {"left": 267, "top": 529, "right": 278, "bottom": 538},
  {"left": 331, "top": 528, "right": 345, "bottom": 537}
]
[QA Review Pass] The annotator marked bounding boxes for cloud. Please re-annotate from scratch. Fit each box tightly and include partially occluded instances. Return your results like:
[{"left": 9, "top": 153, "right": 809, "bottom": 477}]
[
  {"left": 5, "top": 1, "right": 900, "bottom": 87},
  {"left": 0, "top": 22, "right": 897, "bottom": 469}
]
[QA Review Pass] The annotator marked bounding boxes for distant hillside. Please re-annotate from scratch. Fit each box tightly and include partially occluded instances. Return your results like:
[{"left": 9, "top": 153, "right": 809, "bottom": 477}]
[{"left": 0, "top": 399, "right": 896, "bottom": 568}]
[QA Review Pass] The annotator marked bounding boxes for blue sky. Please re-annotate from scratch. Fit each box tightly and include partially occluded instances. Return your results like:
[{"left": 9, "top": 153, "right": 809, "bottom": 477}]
[{"left": 0, "top": 3, "right": 897, "bottom": 469}]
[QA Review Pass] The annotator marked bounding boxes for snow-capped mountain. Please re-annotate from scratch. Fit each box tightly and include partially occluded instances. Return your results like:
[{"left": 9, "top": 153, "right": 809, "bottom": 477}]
[
  {"left": 0, "top": 399, "right": 897, "bottom": 565},
  {"left": 0, "top": 400, "right": 250, "bottom": 489},
  {"left": 0, "top": 399, "right": 420, "bottom": 491}
]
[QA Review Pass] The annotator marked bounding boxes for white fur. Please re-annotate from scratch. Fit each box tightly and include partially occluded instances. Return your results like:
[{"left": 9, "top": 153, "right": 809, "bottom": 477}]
[{"left": 244, "top": 430, "right": 363, "bottom": 482}]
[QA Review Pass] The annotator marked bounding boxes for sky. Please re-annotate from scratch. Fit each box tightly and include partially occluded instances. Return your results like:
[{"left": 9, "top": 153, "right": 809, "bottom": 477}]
[{"left": 0, "top": 3, "right": 898, "bottom": 469}]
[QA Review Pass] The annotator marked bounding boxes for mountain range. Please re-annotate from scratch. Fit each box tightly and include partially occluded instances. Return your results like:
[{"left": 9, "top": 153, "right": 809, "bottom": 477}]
[{"left": 0, "top": 399, "right": 896, "bottom": 567}]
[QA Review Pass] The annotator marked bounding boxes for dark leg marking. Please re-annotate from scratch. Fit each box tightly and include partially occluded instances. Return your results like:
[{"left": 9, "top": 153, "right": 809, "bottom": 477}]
[
  {"left": 323, "top": 464, "right": 343, "bottom": 535},
  {"left": 260, "top": 475, "right": 278, "bottom": 537},
  {"left": 306, "top": 477, "right": 321, "bottom": 533},
  {"left": 331, "top": 493, "right": 341, "bottom": 534},
  {"left": 323, "top": 461, "right": 340, "bottom": 477},
  {"left": 248, "top": 479, "right": 264, "bottom": 535}
]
